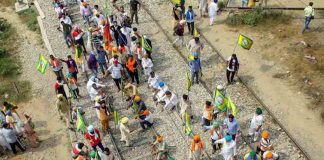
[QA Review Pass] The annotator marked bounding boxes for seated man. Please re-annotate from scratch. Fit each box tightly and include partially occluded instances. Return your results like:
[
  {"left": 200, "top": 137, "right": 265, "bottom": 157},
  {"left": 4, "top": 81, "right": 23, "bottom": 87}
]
[
  {"left": 154, "top": 81, "right": 168, "bottom": 102},
  {"left": 160, "top": 91, "right": 179, "bottom": 111},
  {"left": 138, "top": 110, "right": 153, "bottom": 131}
]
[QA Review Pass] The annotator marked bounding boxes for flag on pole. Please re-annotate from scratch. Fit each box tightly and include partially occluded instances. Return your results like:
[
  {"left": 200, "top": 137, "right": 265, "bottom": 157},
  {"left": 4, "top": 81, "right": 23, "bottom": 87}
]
[
  {"left": 214, "top": 89, "right": 228, "bottom": 112},
  {"left": 114, "top": 110, "right": 120, "bottom": 127},
  {"left": 141, "top": 36, "right": 152, "bottom": 53},
  {"left": 237, "top": 34, "right": 253, "bottom": 50},
  {"left": 36, "top": 55, "right": 49, "bottom": 74},
  {"left": 194, "top": 27, "right": 200, "bottom": 37},
  {"left": 227, "top": 96, "right": 238, "bottom": 116},
  {"left": 186, "top": 71, "right": 191, "bottom": 92},
  {"left": 76, "top": 108, "right": 86, "bottom": 132}
]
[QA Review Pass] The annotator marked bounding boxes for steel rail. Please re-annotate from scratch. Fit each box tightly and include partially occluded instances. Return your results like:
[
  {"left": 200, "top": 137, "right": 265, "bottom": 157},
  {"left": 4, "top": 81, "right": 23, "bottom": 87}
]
[
  {"left": 107, "top": 131, "right": 124, "bottom": 160},
  {"left": 142, "top": 1, "right": 311, "bottom": 160}
]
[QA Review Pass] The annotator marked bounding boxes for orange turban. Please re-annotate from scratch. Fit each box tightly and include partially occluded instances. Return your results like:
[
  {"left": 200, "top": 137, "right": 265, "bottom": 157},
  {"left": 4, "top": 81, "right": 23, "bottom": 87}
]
[{"left": 262, "top": 131, "right": 270, "bottom": 139}]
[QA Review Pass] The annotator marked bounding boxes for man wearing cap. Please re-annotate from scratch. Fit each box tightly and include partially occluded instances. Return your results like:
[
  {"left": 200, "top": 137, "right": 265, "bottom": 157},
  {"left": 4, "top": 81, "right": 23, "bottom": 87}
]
[
  {"left": 107, "top": 60, "right": 124, "bottom": 91},
  {"left": 71, "top": 142, "right": 88, "bottom": 159},
  {"left": 190, "top": 135, "right": 203, "bottom": 160},
  {"left": 154, "top": 81, "right": 169, "bottom": 102},
  {"left": 180, "top": 94, "right": 193, "bottom": 123},
  {"left": 257, "top": 131, "right": 273, "bottom": 157},
  {"left": 189, "top": 52, "right": 201, "bottom": 84},
  {"left": 120, "top": 117, "right": 131, "bottom": 146},
  {"left": 215, "top": 135, "right": 236, "bottom": 160},
  {"left": 151, "top": 135, "right": 168, "bottom": 160},
  {"left": 243, "top": 151, "right": 261, "bottom": 160},
  {"left": 85, "top": 125, "right": 106, "bottom": 152},
  {"left": 173, "top": 20, "right": 185, "bottom": 47},
  {"left": 160, "top": 91, "right": 179, "bottom": 111},
  {"left": 205, "top": 121, "right": 224, "bottom": 153},
  {"left": 223, "top": 114, "right": 240, "bottom": 140},
  {"left": 263, "top": 151, "right": 279, "bottom": 160},
  {"left": 128, "top": 95, "right": 147, "bottom": 116},
  {"left": 138, "top": 110, "right": 154, "bottom": 131},
  {"left": 248, "top": 108, "right": 263, "bottom": 142},
  {"left": 55, "top": 94, "right": 72, "bottom": 129},
  {"left": 89, "top": 148, "right": 114, "bottom": 160}
]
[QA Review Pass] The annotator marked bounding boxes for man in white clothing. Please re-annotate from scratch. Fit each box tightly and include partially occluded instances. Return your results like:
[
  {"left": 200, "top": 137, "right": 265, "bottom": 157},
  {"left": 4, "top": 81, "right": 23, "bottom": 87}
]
[
  {"left": 161, "top": 91, "right": 179, "bottom": 110},
  {"left": 154, "top": 81, "right": 168, "bottom": 102},
  {"left": 120, "top": 117, "right": 131, "bottom": 146},
  {"left": 248, "top": 107, "right": 263, "bottom": 142},
  {"left": 215, "top": 135, "right": 236, "bottom": 160},
  {"left": 86, "top": 76, "right": 106, "bottom": 97},
  {"left": 148, "top": 72, "right": 161, "bottom": 90},
  {"left": 208, "top": 0, "right": 218, "bottom": 26},
  {"left": 141, "top": 54, "right": 154, "bottom": 77}
]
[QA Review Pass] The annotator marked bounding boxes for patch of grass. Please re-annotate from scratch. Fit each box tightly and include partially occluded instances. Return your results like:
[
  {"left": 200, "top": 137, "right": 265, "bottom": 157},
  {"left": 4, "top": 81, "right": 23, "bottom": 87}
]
[
  {"left": 18, "top": 8, "right": 39, "bottom": 32},
  {"left": 226, "top": 7, "right": 292, "bottom": 27},
  {"left": 0, "top": 80, "right": 31, "bottom": 103},
  {"left": 0, "top": 0, "right": 15, "bottom": 7},
  {"left": 0, "top": 18, "right": 16, "bottom": 51}
]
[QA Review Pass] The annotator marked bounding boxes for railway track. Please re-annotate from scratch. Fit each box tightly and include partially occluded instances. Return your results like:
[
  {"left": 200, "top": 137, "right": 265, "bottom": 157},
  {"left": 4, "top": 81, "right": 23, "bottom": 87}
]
[{"left": 139, "top": 0, "right": 310, "bottom": 159}]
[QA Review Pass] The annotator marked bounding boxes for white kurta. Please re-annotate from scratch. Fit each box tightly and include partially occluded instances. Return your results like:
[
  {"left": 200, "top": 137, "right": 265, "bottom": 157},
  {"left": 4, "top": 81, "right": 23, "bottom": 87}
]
[
  {"left": 249, "top": 114, "right": 263, "bottom": 141},
  {"left": 162, "top": 93, "right": 179, "bottom": 110},
  {"left": 156, "top": 85, "right": 169, "bottom": 102},
  {"left": 148, "top": 75, "right": 161, "bottom": 89},
  {"left": 215, "top": 138, "right": 236, "bottom": 160},
  {"left": 0, "top": 129, "right": 11, "bottom": 150},
  {"left": 120, "top": 123, "right": 130, "bottom": 145},
  {"left": 121, "top": 27, "right": 132, "bottom": 48},
  {"left": 209, "top": 2, "right": 218, "bottom": 17},
  {"left": 141, "top": 58, "right": 154, "bottom": 76}
]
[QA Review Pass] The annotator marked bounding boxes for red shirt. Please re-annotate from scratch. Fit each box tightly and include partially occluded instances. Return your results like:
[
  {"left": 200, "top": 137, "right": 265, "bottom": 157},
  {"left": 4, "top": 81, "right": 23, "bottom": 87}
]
[
  {"left": 54, "top": 82, "right": 60, "bottom": 91},
  {"left": 84, "top": 128, "right": 101, "bottom": 146}
]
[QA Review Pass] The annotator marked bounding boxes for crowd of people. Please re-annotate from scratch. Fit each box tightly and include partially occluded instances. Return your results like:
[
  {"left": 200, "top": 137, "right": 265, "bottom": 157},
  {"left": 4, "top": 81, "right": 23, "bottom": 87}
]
[{"left": 0, "top": 0, "right": 298, "bottom": 159}]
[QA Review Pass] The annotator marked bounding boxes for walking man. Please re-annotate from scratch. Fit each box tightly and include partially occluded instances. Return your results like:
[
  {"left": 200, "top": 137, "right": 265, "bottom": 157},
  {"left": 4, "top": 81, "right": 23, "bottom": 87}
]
[
  {"left": 2, "top": 123, "right": 25, "bottom": 155},
  {"left": 223, "top": 114, "right": 240, "bottom": 140},
  {"left": 97, "top": 46, "right": 109, "bottom": 76},
  {"left": 58, "top": 21, "right": 73, "bottom": 48},
  {"left": 302, "top": 2, "right": 315, "bottom": 33},
  {"left": 248, "top": 107, "right": 263, "bottom": 142},
  {"left": 120, "top": 117, "right": 131, "bottom": 146},
  {"left": 185, "top": 6, "right": 195, "bottom": 35},
  {"left": 54, "top": 77, "right": 67, "bottom": 99},
  {"left": 173, "top": 20, "right": 186, "bottom": 47},
  {"left": 85, "top": 125, "right": 106, "bottom": 152},
  {"left": 226, "top": 54, "right": 239, "bottom": 85},
  {"left": 130, "top": 0, "right": 141, "bottom": 24},
  {"left": 209, "top": 0, "right": 218, "bottom": 26},
  {"left": 107, "top": 60, "right": 124, "bottom": 91},
  {"left": 189, "top": 52, "right": 201, "bottom": 85},
  {"left": 188, "top": 37, "right": 203, "bottom": 58},
  {"left": 126, "top": 54, "right": 140, "bottom": 84}
]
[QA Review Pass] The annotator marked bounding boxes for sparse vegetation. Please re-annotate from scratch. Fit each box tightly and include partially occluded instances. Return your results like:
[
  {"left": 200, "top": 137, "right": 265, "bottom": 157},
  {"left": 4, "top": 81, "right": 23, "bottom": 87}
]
[
  {"left": 0, "top": 81, "right": 31, "bottom": 103},
  {"left": 226, "top": 7, "right": 292, "bottom": 26},
  {"left": 0, "top": 0, "right": 15, "bottom": 7},
  {"left": 18, "top": 8, "right": 40, "bottom": 32}
]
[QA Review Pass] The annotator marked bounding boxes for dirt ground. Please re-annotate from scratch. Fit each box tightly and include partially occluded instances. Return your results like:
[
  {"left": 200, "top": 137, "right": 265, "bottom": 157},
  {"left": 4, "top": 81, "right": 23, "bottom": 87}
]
[{"left": 0, "top": 6, "right": 70, "bottom": 160}]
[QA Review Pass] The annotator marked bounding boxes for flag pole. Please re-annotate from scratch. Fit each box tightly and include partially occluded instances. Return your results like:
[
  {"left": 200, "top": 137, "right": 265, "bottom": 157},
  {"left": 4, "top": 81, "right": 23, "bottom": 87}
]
[{"left": 232, "top": 34, "right": 240, "bottom": 54}]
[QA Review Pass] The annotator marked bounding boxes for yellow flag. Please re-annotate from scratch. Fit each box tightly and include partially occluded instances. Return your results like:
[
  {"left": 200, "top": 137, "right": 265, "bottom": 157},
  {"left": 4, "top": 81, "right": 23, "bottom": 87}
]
[
  {"left": 171, "top": 0, "right": 181, "bottom": 5},
  {"left": 215, "top": 89, "right": 227, "bottom": 112},
  {"left": 238, "top": 34, "right": 253, "bottom": 50},
  {"left": 186, "top": 71, "right": 191, "bottom": 91},
  {"left": 194, "top": 28, "right": 200, "bottom": 37},
  {"left": 227, "top": 97, "right": 238, "bottom": 116}
]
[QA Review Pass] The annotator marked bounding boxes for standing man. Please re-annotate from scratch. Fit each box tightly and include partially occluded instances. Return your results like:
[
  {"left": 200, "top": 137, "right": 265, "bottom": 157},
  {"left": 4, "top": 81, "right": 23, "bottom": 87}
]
[
  {"left": 179, "top": 94, "right": 193, "bottom": 123},
  {"left": 248, "top": 108, "right": 263, "bottom": 142},
  {"left": 120, "top": 117, "right": 131, "bottom": 146},
  {"left": 199, "top": 0, "right": 208, "bottom": 17},
  {"left": 58, "top": 21, "right": 73, "bottom": 48},
  {"left": 130, "top": 0, "right": 141, "bottom": 24},
  {"left": 223, "top": 114, "right": 240, "bottom": 141},
  {"left": 208, "top": 0, "right": 218, "bottom": 26},
  {"left": 54, "top": 77, "right": 67, "bottom": 99},
  {"left": 84, "top": 125, "right": 107, "bottom": 153},
  {"left": 188, "top": 37, "right": 204, "bottom": 58},
  {"left": 185, "top": 6, "right": 195, "bottom": 35},
  {"left": 49, "top": 54, "right": 64, "bottom": 78},
  {"left": 87, "top": 51, "right": 98, "bottom": 77},
  {"left": 111, "top": 21, "right": 122, "bottom": 46},
  {"left": 189, "top": 52, "right": 201, "bottom": 85},
  {"left": 2, "top": 123, "right": 25, "bottom": 155},
  {"left": 242, "top": 0, "right": 248, "bottom": 7},
  {"left": 97, "top": 46, "right": 109, "bottom": 76},
  {"left": 126, "top": 55, "right": 140, "bottom": 85},
  {"left": 302, "top": 2, "right": 315, "bottom": 33},
  {"left": 106, "top": 60, "right": 124, "bottom": 91},
  {"left": 172, "top": 4, "right": 182, "bottom": 32},
  {"left": 60, "top": 55, "right": 78, "bottom": 81},
  {"left": 226, "top": 54, "right": 239, "bottom": 85},
  {"left": 215, "top": 135, "right": 237, "bottom": 160}
]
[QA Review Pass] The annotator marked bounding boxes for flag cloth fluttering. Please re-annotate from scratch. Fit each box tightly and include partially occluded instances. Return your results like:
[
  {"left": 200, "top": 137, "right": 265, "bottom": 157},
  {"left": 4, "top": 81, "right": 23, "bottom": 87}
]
[
  {"left": 194, "top": 28, "right": 200, "bottom": 37},
  {"left": 36, "top": 55, "right": 49, "bottom": 74},
  {"left": 186, "top": 71, "right": 191, "bottom": 92},
  {"left": 141, "top": 36, "right": 152, "bottom": 53},
  {"left": 237, "top": 34, "right": 253, "bottom": 50},
  {"left": 214, "top": 89, "right": 228, "bottom": 112},
  {"left": 76, "top": 108, "right": 86, "bottom": 132},
  {"left": 227, "top": 96, "right": 238, "bottom": 116}
]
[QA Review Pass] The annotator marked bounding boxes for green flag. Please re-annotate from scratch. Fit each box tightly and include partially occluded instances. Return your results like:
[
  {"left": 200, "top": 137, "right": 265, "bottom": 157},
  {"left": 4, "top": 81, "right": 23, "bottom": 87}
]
[
  {"left": 227, "top": 96, "right": 238, "bottom": 116},
  {"left": 76, "top": 108, "right": 85, "bottom": 132},
  {"left": 141, "top": 36, "right": 152, "bottom": 53},
  {"left": 214, "top": 89, "right": 228, "bottom": 112},
  {"left": 186, "top": 71, "right": 191, "bottom": 91},
  {"left": 36, "top": 55, "right": 49, "bottom": 74},
  {"left": 171, "top": 0, "right": 181, "bottom": 5},
  {"left": 237, "top": 34, "right": 253, "bottom": 50}
]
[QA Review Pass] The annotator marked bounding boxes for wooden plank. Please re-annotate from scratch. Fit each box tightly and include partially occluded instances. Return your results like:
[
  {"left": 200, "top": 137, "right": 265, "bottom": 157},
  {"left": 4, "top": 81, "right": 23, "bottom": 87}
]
[{"left": 34, "top": 0, "right": 46, "bottom": 19}]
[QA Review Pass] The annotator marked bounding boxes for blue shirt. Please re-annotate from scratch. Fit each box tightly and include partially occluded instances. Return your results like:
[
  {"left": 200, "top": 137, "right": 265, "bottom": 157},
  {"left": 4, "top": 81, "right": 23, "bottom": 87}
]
[
  {"left": 189, "top": 59, "right": 201, "bottom": 72},
  {"left": 185, "top": 10, "right": 194, "bottom": 22},
  {"left": 224, "top": 118, "right": 240, "bottom": 135},
  {"left": 97, "top": 50, "right": 107, "bottom": 64},
  {"left": 2, "top": 128, "right": 17, "bottom": 143}
]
